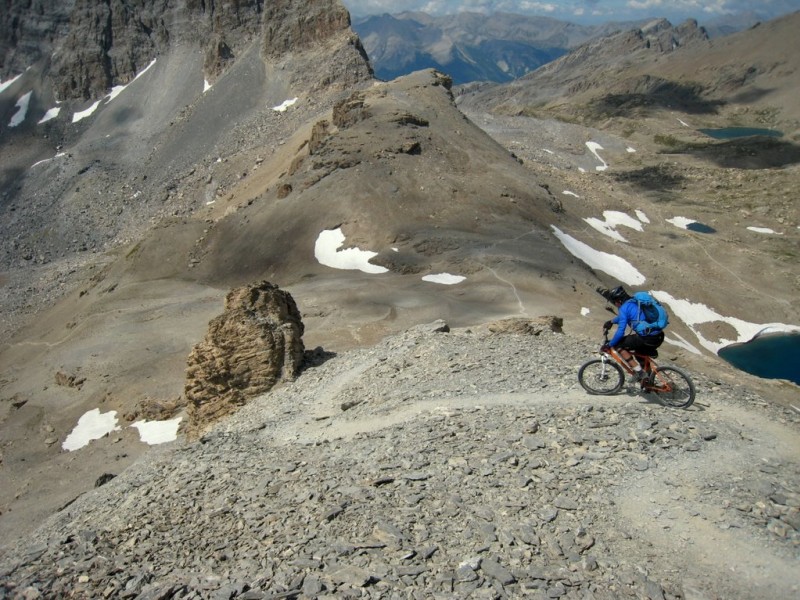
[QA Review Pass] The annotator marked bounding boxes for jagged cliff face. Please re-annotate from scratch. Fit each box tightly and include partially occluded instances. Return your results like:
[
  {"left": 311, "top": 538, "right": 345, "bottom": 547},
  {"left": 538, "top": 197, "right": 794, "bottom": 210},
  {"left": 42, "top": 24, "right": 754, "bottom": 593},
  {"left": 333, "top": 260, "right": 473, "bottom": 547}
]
[
  {"left": 0, "top": 0, "right": 373, "bottom": 272},
  {"left": 1, "top": 0, "right": 369, "bottom": 100}
]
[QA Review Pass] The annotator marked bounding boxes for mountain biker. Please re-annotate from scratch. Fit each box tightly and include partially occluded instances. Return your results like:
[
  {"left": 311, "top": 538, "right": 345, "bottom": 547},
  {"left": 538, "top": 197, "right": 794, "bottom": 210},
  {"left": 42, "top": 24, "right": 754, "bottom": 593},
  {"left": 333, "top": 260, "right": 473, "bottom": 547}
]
[{"left": 598, "top": 285, "right": 665, "bottom": 381}]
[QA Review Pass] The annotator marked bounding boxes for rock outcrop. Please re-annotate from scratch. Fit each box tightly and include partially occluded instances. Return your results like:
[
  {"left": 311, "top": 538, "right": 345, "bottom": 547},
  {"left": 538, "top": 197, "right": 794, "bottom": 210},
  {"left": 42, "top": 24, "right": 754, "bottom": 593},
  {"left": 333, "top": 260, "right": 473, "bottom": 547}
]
[
  {"left": 484, "top": 316, "right": 564, "bottom": 335},
  {"left": 1, "top": 0, "right": 371, "bottom": 100},
  {"left": 184, "top": 281, "right": 304, "bottom": 436}
]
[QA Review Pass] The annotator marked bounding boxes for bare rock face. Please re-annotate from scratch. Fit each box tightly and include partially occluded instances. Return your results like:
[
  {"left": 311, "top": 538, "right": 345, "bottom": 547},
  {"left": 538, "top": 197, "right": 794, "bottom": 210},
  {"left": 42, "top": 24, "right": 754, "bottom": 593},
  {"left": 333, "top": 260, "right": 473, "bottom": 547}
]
[
  {"left": 484, "top": 316, "right": 564, "bottom": 335},
  {"left": 2, "top": 0, "right": 370, "bottom": 100},
  {"left": 184, "top": 282, "right": 304, "bottom": 436}
]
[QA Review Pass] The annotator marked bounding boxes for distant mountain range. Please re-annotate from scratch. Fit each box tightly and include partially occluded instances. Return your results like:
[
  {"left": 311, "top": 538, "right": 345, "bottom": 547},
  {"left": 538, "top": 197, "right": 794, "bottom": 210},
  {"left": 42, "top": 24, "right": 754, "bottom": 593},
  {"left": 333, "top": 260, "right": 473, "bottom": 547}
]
[
  {"left": 352, "top": 11, "right": 647, "bottom": 84},
  {"left": 351, "top": 10, "right": 764, "bottom": 85}
]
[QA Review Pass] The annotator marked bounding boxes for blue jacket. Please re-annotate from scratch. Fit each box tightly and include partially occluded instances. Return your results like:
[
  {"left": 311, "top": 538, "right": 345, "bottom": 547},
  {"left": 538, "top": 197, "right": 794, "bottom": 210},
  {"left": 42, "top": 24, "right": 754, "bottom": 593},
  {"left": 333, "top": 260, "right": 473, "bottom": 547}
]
[{"left": 608, "top": 299, "right": 661, "bottom": 346}]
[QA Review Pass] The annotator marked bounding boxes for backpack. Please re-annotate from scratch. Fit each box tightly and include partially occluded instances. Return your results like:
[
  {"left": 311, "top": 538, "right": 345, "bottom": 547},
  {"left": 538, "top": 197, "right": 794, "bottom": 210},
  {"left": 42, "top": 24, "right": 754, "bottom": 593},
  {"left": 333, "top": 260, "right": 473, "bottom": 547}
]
[{"left": 631, "top": 291, "right": 669, "bottom": 335}]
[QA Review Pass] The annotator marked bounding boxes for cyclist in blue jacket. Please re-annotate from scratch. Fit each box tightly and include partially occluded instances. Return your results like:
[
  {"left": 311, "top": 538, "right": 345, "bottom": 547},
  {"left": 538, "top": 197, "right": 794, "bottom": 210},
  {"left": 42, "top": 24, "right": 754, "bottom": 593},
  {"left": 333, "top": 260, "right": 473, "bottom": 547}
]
[{"left": 598, "top": 285, "right": 665, "bottom": 381}]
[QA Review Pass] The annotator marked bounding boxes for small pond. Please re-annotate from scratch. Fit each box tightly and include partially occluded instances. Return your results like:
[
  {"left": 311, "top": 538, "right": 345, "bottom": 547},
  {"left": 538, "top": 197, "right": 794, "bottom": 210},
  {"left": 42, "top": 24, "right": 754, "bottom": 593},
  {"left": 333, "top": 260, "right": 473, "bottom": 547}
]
[
  {"left": 699, "top": 127, "right": 783, "bottom": 140},
  {"left": 685, "top": 222, "right": 716, "bottom": 233},
  {"left": 718, "top": 332, "right": 800, "bottom": 385}
]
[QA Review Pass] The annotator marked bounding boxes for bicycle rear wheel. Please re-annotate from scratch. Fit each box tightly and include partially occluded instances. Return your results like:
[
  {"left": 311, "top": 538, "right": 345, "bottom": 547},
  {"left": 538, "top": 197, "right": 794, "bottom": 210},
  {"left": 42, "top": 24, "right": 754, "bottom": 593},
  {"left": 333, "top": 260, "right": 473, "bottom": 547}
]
[
  {"left": 651, "top": 366, "right": 695, "bottom": 408},
  {"left": 578, "top": 358, "right": 625, "bottom": 395}
]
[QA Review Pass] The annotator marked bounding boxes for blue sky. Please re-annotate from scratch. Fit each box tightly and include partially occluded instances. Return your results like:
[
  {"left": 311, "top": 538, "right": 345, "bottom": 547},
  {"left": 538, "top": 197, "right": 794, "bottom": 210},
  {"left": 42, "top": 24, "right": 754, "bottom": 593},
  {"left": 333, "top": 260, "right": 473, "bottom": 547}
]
[{"left": 341, "top": 0, "right": 800, "bottom": 25}]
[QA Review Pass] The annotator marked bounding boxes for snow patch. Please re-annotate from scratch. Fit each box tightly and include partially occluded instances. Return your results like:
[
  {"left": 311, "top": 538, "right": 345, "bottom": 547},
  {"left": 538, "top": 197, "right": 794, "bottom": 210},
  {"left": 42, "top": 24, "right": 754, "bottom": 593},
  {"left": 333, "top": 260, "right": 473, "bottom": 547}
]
[
  {"left": 73, "top": 100, "right": 102, "bottom": 123},
  {"left": 652, "top": 291, "right": 800, "bottom": 354},
  {"left": 131, "top": 417, "right": 182, "bottom": 445},
  {"left": 0, "top": 73, "right": 23, "bottom": 94},
  {"left": 31, "top": 152, "right": 67, "bottom": 169},
  {"left": 62, "top": 409, "right": 121, "bottom": 451},
  {"left": 72, "top": 59, "right": 156, "bottom": 123},
  {"left": 422, "top": 273, "right": 466, "bottom": 285},
  {"left": 585, "top": 141, "right": 608, "bottom": 171},
  {"left": 664, "top": 332, "right": 702, "bottom": 355},
  {"left": 38, "top": 106, "right": 61, "bottom": 124},
  {"left": 551, "top": 226, "right": 645, "bottom": 285},
  {"left": 584, "top": 211, "right": 644, "bottom": 243},
  {"left": 314, "top": 228, "right": 388, "bottom": 274},
  {"left": 666, "top": 216, "right": 696, "bottom": 230},
  {"left": 8, "top": 91, "right": 32, "bottom": 127},
  {"left": 273, "top": 97, "right": 298, "bottom": 112}
]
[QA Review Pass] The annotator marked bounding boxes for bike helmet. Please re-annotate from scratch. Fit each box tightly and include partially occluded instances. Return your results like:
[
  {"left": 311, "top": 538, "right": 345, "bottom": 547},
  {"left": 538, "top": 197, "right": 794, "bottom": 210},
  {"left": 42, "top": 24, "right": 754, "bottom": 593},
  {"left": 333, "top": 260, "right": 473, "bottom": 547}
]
[{"left": 606, "top": 285, "right": 630, "bottom": 303}]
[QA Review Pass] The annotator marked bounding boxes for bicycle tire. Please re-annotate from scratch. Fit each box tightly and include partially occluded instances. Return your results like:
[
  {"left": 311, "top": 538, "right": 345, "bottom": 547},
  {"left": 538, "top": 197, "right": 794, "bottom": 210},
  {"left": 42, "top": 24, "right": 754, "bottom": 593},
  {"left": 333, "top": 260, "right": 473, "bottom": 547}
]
[
  {"left": 650, "top": 366, "right": 695, "bottom": 408},
  {"left": 578, "top": 358, "right": 625, "bottom": 395}
]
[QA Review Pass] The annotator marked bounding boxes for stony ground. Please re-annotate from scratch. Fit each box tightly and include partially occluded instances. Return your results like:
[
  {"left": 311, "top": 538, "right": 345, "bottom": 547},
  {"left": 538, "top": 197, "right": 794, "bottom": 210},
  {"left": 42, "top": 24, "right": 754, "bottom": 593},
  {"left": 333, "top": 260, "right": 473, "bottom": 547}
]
[{"left": 1, "top": 323, "right": 798, "bottom": 599}]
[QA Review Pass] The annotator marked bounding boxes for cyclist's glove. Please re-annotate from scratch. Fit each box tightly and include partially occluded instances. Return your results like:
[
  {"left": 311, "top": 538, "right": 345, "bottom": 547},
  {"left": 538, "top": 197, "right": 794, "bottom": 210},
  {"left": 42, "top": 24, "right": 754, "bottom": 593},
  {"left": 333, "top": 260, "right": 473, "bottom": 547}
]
[
  {"left": 600, "top": 344, "right": 611, "bottom": 353},
  {"left": 603, "top": 320, "right": 613, "bottom": 331}
]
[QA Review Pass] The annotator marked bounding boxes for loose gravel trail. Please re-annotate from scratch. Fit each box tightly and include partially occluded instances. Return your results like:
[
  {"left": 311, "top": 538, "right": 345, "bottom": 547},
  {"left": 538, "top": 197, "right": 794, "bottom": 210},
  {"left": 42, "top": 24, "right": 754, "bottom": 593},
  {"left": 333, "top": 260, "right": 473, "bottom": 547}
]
[{"left": 1, "top": 324, "right": 798, "bottom": 599}]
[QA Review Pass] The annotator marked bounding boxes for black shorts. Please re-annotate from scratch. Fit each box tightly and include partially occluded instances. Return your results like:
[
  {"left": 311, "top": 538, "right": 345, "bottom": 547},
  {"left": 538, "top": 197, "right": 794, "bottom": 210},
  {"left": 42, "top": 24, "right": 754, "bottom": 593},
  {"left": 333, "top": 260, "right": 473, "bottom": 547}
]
[{"left": 618, "top": 331, "right": 664, "bottom": 356}]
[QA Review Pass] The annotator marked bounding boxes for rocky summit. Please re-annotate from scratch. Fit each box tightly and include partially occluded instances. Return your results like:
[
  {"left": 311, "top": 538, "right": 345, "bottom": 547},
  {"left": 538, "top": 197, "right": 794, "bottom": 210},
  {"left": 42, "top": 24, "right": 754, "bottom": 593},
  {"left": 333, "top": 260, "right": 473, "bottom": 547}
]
[{"left": 0, "top": 324, "right": 799, "bottom": 599}]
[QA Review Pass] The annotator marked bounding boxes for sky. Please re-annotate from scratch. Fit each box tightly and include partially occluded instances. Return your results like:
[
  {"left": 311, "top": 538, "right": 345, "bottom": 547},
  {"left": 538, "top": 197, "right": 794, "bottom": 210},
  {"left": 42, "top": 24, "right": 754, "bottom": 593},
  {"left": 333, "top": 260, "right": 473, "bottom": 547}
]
[{"left": 341, "top": 0, "right": 800, "bottom": 25}]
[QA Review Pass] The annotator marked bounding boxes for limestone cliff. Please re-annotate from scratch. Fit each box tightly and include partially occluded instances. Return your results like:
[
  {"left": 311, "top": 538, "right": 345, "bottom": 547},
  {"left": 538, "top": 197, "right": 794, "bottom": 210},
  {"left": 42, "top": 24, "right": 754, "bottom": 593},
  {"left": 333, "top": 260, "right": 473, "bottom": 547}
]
[{"left": 1, "top": 0, "right": 372, "bottom": 100}]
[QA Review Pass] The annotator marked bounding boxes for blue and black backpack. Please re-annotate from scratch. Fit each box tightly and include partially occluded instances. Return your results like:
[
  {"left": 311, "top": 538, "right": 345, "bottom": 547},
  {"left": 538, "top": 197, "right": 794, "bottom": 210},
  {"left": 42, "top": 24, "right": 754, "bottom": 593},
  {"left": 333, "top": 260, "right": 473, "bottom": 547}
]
[{"left": 631, "top": 291, "right": 669, "bottom": 335}]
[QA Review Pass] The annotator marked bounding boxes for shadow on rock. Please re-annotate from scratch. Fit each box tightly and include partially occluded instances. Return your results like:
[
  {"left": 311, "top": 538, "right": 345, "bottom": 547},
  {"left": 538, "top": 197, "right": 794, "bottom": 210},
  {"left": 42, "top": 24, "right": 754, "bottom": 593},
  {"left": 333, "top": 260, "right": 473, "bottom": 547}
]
[
  {"left": 612, "top": 165, "right": 687, "bottom": 195},
  {"left": 590, "top": 79, "right": 725, "bottom": 116},
  {"left": 689, "top": 137, "right": 800, "bottom": 169},
  {"left": 302, "top": 346, "right": 338, "bottom": 370}
]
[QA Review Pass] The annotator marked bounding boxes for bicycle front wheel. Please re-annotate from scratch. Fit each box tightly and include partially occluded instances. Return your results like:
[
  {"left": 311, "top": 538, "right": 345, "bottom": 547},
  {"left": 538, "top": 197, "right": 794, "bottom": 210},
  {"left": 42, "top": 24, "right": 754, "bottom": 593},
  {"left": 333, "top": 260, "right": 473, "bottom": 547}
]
[
  {"left": 578, "top": 358, "right": 625, "bottom": 395},
  {"left": 652, "top": 366, "right": 695, "bottom": 408}
]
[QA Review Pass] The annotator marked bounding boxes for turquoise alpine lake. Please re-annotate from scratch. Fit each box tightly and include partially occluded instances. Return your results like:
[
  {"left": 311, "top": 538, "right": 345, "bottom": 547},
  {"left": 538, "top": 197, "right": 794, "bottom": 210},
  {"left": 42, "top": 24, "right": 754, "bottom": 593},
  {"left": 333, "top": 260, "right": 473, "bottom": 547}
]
[
  {"left": 718, "top": 332, "right": 800, "bottom": 385},
  {"left": 699, "top": 127, "right": 783, "bottom": 139}
]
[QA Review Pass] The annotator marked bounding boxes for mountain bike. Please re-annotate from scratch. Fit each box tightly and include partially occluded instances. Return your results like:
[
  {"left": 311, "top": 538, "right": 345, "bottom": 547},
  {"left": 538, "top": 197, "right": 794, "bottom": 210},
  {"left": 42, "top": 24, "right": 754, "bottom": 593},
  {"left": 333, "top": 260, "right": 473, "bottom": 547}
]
[{"left": 578, "top": 331, "right": 695, "bottom": 408}]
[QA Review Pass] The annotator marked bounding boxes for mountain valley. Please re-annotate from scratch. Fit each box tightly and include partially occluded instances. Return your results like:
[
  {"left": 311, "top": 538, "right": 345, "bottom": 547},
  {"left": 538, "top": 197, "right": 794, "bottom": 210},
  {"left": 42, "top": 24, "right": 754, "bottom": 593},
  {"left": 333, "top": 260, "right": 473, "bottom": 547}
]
[{"left": 0, "top": 2, "right": 798, "bottom": 597}]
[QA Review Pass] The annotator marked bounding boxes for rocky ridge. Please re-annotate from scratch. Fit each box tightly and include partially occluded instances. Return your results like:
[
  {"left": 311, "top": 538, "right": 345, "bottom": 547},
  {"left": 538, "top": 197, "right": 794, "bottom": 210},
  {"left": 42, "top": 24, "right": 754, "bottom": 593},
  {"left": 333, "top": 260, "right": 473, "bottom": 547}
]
[
  {"left": 1, "top": 0, "right": 368, "bottom": 100},
  {"left": 0, "top": 323, "right": 798, "bottom": 599}
]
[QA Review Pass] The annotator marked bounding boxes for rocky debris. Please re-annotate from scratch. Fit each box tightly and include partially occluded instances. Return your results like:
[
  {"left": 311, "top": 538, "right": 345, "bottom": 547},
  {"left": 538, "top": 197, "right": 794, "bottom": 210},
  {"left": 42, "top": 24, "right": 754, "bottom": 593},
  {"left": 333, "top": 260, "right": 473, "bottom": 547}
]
[
  {"left": 123, "top": 396, "right": 186, "bottom": 424},
  {"left": 184, "top": 282, "right": 305, "bottom": 437},
  {"left": 0, "top": 325, "right": 798, "bottom": 599},
  {"left": 54, "top": 370, "right": 85, "bottom": 390},
  {"left": 484, "top": 316, "right": 564, "bottom": 335}
]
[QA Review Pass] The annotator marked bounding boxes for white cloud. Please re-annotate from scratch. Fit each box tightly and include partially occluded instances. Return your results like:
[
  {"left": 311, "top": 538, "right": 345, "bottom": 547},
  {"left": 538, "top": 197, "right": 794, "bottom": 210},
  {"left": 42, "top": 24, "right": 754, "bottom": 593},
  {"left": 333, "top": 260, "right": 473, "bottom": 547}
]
[{"left": 342, "top": 0, "right": 796, "bottom": 24}]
